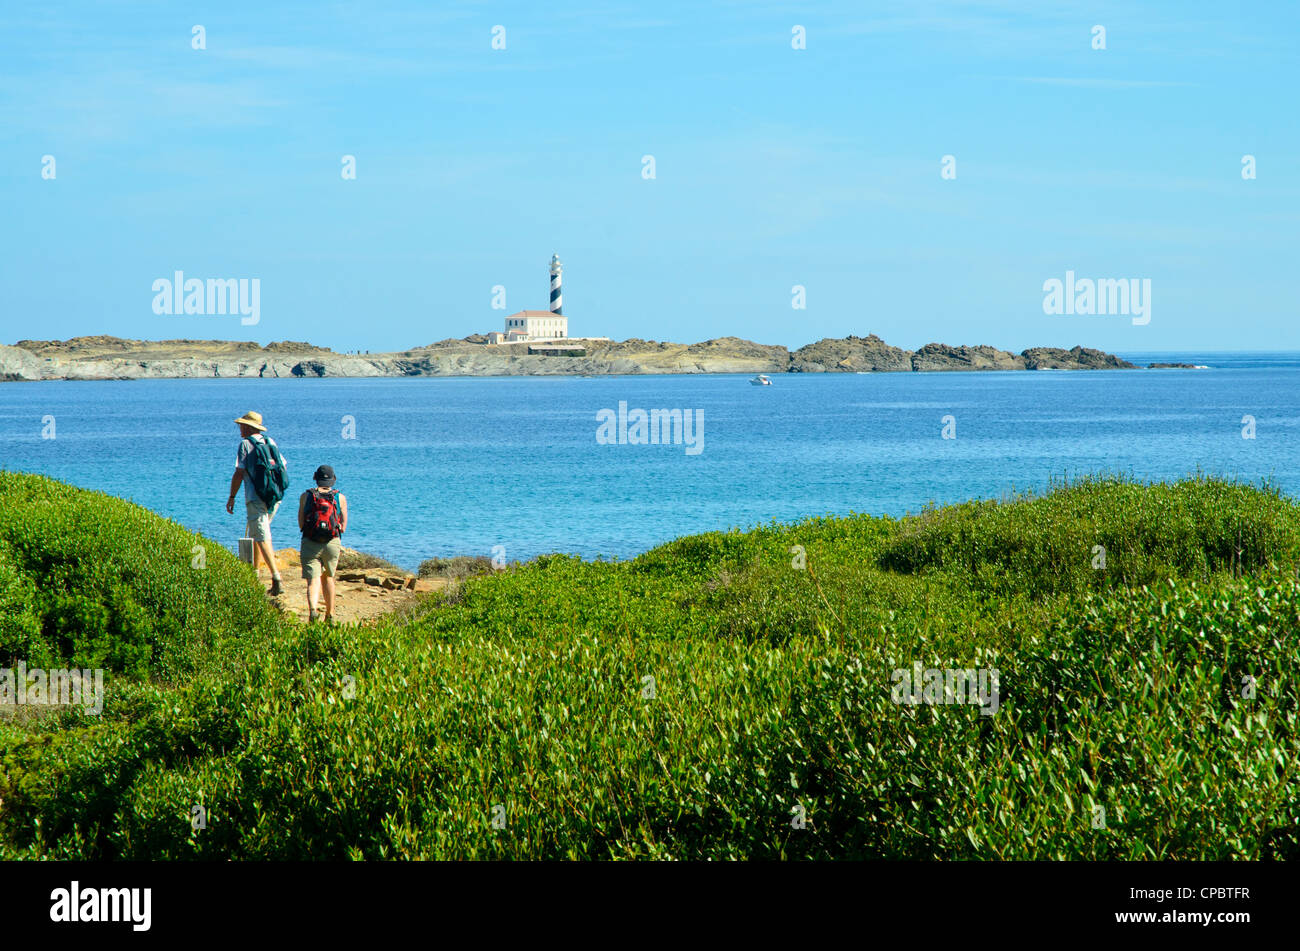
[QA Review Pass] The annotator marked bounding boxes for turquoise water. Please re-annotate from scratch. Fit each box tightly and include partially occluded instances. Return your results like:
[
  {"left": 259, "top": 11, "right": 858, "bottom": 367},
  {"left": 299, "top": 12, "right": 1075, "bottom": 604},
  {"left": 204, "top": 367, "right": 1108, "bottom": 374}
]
[{"left": 2, "top": 352, "right": 1298, "bottom": 570}]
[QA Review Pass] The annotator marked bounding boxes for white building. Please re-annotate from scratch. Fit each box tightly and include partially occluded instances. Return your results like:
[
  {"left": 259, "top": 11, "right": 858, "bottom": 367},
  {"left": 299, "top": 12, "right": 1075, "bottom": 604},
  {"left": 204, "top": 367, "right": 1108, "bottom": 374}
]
[
  {"left": 504, "top": 310, "right": 567, "bottom": 340},
  {"left": 502, "top": 254, "right": 568, "bottom": 341}
]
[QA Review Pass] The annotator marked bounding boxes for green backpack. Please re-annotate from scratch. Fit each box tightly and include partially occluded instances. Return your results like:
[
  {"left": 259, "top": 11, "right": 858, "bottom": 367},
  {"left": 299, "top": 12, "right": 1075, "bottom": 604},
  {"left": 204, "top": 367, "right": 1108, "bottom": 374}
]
[{"left": 246, "top": 435, "right": 288, "bottom": 507}]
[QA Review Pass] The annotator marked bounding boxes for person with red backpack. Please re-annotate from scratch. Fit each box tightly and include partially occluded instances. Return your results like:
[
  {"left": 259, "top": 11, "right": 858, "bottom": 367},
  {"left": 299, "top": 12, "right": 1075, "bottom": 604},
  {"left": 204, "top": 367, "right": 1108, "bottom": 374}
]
[{"left": 297, "top": 465, "right": 349, "bottom": 624}]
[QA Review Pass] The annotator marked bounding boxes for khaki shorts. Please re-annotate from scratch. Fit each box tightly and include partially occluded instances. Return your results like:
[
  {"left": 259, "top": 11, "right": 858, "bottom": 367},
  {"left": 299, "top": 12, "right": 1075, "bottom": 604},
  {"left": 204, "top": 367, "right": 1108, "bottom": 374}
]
[
  {"left": 244, "top": 497, "right": 280, "bottom": 542},
  {"left": 301, "top": 536, "right": 342, "bottom": 582}
]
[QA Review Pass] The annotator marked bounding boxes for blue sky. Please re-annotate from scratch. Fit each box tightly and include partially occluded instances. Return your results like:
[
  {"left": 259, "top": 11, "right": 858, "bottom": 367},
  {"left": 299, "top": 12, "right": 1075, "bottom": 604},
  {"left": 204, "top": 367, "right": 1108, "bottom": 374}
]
[{"left": 1, "top": 0, "right": 1296, "bottom": 353}]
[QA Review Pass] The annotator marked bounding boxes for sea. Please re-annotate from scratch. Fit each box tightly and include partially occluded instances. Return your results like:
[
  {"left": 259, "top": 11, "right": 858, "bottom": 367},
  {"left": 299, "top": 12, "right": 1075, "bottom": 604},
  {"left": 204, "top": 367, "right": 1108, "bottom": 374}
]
[{"left": 1, "top": 351, "right": 1297, "bottom": 571}]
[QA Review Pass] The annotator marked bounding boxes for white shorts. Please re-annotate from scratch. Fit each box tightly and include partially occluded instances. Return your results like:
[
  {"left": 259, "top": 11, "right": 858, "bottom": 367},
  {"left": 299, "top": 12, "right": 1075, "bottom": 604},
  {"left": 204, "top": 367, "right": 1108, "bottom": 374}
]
[{"left": 244, "top": 497, "right": 280, "bottom": 542}]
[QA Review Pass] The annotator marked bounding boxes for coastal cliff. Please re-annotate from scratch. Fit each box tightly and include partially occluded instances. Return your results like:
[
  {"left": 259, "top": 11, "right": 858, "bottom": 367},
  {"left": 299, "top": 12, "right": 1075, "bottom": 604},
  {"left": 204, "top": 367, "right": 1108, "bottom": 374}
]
[{"left": 1, "top": 333, "right": 1140, "bottom": 381}]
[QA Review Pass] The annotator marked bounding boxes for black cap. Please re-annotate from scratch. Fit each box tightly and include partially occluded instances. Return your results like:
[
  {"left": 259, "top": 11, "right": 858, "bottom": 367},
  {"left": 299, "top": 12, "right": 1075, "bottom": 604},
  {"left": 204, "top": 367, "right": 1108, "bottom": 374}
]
[{"left": 313, "top": 465, "right": 336, "bottom": 487}]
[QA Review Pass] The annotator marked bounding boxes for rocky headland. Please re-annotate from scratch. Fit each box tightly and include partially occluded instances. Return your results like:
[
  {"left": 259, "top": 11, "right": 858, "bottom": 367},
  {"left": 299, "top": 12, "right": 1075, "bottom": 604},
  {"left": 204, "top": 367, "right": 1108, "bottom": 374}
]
[{"left": 0, "top": 332, "right": 1152, "bottom": 381}]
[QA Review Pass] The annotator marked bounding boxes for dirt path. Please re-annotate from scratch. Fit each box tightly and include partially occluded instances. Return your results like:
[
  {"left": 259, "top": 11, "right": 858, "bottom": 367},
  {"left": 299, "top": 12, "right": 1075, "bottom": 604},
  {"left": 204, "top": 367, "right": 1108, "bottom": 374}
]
[{"left": 256, "top": 548, "right": 446, "bottom": 625}]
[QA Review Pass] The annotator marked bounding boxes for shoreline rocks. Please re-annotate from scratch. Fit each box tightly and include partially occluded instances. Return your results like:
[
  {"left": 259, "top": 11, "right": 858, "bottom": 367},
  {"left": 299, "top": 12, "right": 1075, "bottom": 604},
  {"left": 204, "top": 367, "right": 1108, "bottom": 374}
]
[
  {"left": 3, "top": 333, "right": 1148, "bottom": 381},
  {"left": 1022, "top": 346, "right": 1136, "bottom": 370},
  {"left": 911, "top": 343, "right": 1025, "bottom": 372}
]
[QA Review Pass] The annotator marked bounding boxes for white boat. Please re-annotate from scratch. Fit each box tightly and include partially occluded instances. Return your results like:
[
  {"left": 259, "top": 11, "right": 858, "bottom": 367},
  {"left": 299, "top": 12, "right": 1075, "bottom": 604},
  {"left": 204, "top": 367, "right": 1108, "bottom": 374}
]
[{"left": 749, "top": 374, "right": 772, "bottom": 386}]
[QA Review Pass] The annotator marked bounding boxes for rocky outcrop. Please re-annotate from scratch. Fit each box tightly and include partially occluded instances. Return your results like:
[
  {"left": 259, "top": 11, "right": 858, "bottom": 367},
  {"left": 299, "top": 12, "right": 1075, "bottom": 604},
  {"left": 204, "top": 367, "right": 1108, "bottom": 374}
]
[
  {"left": 265, "top": 340, "right": 331, "bottom": 353},
  {"left": 912, "top": 343, "right": 1025, "bottom": 372},
  {"left": 790, "top": 334, "right": 912, "bottom": 372},
  {"left": 0, "top": 344, "right": 50, "bottom": 380},
  {"left": 1021, "top": 346, "right": 1136, "bottom": 370},
  {"left": 2, "top": 334, "right": 1143, "bottom": 381},
  {"left": 789, "top": 338, "right": 1133, "bottom": 374},
  {"left": 677, "top": 337, "right": 789, "bottom": 373},
  {"left": 16, "top": 336, "right": 270, "bottom": 357}
]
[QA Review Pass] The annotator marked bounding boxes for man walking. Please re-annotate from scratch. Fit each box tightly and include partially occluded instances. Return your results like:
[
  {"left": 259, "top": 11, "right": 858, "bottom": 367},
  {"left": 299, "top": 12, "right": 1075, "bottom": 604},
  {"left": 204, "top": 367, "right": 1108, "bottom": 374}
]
[
  {"left": 226, "top": 410, "right": 288, "bottom": 596},
  {"left": 298, "top": 465, "right": 348, "bottom": 623}
]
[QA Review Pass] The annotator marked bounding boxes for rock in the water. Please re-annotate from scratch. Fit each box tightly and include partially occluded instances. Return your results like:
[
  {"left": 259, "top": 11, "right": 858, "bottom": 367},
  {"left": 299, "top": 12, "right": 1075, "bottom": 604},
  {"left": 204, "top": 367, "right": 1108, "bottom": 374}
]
[
  {"left": 790, "top": 334, "right": 912, "bottom": 372},
  {"left": 1021, "top": 346, "right": 1136, "bottom": 370},
  {"left": 912, "top": 343, "right": 1025, "bottom": 372}
]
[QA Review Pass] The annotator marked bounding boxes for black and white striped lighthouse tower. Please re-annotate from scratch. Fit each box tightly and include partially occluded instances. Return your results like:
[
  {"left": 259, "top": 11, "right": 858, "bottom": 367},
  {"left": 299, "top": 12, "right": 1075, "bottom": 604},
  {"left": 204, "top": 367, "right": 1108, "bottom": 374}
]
[{"left": 549, "top": 253, "right": 563, "bottom": 316}]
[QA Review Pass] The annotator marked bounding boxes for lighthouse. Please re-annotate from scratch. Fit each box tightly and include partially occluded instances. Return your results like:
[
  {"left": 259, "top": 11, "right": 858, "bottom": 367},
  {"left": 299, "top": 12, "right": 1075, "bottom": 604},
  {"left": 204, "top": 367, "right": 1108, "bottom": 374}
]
[
  {"left": 549, "top": 253, "right": 563, "bottom": 315},
  {"left": 501, "top": 253, "right": 570, "bottom": 340}
]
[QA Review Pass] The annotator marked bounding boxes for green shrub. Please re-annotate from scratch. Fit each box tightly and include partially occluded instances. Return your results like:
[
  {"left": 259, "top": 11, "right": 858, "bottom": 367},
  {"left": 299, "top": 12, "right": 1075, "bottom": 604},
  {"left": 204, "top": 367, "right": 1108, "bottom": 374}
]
[
  {"left": 0, "top": 471, "right": 283, "bottom": 680},
  {"left": 417, "top": 555, "right": 494, "bottom": 579},
  {"left": 1, "top": 474, "right": 1296, "bottom": 860},
  {"left": 877, "top": 475, "right": 1300, "bottom": 596},
  {"left": 0, "top": 541, "right": 44, "bottom": 665},
  {"left": 336, "top": 549, "right": 403, "bottom": 574}
]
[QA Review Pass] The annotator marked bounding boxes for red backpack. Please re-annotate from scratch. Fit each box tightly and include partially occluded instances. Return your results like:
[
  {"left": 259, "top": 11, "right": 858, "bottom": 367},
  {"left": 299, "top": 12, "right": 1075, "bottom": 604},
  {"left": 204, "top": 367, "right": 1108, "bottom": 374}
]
[{"left": 303, "top": 488, "right": 343, "bottom": 543}]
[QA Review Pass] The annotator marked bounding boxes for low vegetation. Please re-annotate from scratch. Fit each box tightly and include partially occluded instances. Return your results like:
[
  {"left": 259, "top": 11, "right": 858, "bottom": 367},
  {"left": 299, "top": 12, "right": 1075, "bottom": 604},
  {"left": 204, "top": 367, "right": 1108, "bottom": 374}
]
[
  {"left": 0, "top": 472, "right": 1296, "bottom": 859},
  {"left": 336, "top": 549, "right": 404, "bottom": 575},
  {"left": 417, "top": 555, "right": 495, "bottom": 580},
  {"left": 0, "top": 473, "right": 280, "bottom": 681}
]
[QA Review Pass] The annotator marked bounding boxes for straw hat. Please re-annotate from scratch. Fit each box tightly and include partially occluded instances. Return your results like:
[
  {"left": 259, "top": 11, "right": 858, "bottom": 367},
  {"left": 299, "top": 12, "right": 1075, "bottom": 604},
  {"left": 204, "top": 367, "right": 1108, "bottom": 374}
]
[{"left": 233, "top": 410, "right": 267, "bottom": 432}]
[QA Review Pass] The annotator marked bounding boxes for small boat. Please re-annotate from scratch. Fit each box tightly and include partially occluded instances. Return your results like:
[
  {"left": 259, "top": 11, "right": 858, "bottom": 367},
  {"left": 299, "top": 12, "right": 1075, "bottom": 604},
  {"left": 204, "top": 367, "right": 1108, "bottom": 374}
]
[{"left": 749, "top": 374, "right": 772, "bottom": 386}]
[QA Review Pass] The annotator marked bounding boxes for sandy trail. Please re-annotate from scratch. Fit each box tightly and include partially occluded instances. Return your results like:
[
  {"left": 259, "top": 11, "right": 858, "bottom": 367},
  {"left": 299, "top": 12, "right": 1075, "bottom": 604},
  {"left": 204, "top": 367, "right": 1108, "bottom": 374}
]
[{"left": 255, "top": 548, "right": 446, "bottom": 625}]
